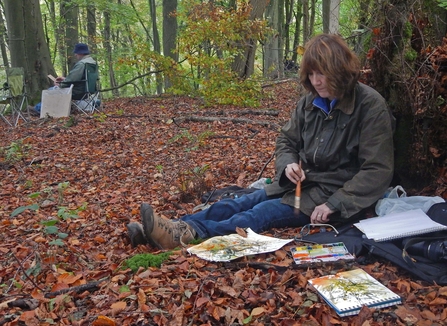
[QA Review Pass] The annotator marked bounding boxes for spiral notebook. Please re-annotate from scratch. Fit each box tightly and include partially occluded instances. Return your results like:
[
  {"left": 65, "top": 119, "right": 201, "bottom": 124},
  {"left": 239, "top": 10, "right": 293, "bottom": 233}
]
[
  {"left": 354, "top": 208, "right": 447, "bottom": 242},
  {"left": 308, "top": 268, "right": 401, "bottom": 317}
]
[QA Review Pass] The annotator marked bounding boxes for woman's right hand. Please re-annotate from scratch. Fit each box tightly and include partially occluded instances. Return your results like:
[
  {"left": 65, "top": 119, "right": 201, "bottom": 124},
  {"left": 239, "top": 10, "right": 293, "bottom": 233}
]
[{"left": 285, "top": 163, "right": 305, "bottom": 184}]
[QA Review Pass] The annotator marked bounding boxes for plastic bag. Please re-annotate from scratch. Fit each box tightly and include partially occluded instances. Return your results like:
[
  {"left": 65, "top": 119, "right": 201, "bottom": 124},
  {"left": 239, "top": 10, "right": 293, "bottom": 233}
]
[
  {"left": 40, "top": 85, "right": 73, "bottom": 118},
  {"left": 385, "top": 185, "right": 406, "bottom": 198},
  {"left": 248, "top": 177, "right": 272, "bottom": 189},
  {"left": 74, "top": 100, "right": 94, "bottom": 112},
  {"left": 375, "top": 185, "right": 445, "bottom": 216}
]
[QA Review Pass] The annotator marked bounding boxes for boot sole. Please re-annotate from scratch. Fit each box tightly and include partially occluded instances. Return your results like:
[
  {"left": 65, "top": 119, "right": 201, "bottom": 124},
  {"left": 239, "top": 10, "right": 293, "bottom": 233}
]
[{"left": 140, "top": 203, "right": 163, "bottom": 249}]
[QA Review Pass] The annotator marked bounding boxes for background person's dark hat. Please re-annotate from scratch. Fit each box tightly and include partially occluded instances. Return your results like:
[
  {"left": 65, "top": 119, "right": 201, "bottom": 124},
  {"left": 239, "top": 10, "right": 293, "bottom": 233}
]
[{"left": 73, "top": 43, "right": 90, "bottom": 55}]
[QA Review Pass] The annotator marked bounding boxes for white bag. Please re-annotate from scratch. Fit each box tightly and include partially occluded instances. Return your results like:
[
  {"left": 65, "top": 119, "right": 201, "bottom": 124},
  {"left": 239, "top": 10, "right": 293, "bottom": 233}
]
[
  {"left": 73, "top": 99, "right": 94, "bottom": 113},
  {"left": 375, "top": 185, "right": 445, "bottom": 216},
  {"left": 40, "top": 85, "right": 73, "bottom": 118}
]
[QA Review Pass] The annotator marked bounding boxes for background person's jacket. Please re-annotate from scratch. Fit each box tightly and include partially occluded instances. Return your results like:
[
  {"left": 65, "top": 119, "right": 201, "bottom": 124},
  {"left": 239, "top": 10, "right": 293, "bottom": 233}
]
[{"left": 61, "top": 55, "right": 96, "bottom": 100}]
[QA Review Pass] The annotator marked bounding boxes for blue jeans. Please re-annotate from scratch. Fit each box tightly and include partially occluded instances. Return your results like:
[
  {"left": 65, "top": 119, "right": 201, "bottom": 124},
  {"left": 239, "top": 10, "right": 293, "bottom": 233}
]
[{"left": 181, "top": 189, "right": 310, "bottom": 239}]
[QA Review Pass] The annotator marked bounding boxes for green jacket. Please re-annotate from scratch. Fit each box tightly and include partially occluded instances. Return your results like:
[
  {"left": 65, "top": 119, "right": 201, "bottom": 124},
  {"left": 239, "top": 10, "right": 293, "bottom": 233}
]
[
  {"left": 61, "top": 55, "right": 96, "bottom": 99},
  {"left": 265, "top": 82, "right": 395, "bottom": 221}
]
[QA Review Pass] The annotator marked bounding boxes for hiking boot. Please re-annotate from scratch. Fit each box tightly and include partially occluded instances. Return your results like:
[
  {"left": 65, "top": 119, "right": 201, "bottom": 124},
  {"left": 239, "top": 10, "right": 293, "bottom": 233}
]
[
  {"left": 126, "top": 222, "right": 148, "bottom": 247},
  {"left": 140, "top": 203, "right": 196, "bottom": 249}
]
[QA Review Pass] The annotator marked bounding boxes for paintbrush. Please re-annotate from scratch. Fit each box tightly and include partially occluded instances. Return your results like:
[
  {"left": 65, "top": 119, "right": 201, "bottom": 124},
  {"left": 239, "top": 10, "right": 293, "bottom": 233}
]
[{"left": 294, "top": 161, "right": 302, "bottom": 214}]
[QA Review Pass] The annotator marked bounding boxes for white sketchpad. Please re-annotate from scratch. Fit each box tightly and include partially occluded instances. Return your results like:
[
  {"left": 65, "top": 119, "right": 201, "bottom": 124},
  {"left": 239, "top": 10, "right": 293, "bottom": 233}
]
[{"left": 187, "top": 228, "right": 293, "bottom": 262}]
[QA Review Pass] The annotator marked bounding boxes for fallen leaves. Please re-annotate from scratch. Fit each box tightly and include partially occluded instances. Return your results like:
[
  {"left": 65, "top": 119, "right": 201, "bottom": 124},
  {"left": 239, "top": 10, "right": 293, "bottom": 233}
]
[{"left": 0, "top": 80, "right": 446, "bottom": 325}]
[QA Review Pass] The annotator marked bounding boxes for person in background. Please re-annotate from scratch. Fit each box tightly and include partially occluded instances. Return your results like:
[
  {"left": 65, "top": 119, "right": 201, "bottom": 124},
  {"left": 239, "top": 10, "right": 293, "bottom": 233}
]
[
  {"left": 127, "top": 33, "right": 395, "bottom": 249},
  {"left": 30, "top": 43, "right": 96, "bottom": 115},
  {"left": 55, "top": 43, "right": 96, "bottom": 100}
]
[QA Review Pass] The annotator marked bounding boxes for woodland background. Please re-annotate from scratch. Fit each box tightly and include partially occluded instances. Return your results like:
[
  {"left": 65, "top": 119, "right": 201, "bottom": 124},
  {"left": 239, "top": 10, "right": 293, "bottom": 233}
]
[
  {"left": 1, "top": 0, "right": 447, "bottom": 325},
  {"left": 1, "top": 0, "right": 447, "bottom": 190}
]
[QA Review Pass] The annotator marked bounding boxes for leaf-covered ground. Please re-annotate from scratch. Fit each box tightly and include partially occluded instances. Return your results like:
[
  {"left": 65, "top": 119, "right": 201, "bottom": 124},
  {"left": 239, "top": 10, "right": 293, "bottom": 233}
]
[{"left": 1, "top": 80, "right": 446, "bottom": 325}]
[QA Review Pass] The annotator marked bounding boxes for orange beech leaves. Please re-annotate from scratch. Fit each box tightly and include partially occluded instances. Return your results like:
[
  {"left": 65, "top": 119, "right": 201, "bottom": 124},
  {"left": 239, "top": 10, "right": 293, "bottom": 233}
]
[{"left": 1, "top": 80, "right": 446, "bottom": 325}]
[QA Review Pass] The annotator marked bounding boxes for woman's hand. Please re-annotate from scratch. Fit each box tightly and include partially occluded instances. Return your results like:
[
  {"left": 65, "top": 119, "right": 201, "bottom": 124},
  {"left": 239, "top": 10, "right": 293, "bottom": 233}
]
[
  {"left": 310, "top": 203, "right": 334, "bottom": 223},
  {"left": 285, "top": 162, "right": 305, "bottom": 184}
]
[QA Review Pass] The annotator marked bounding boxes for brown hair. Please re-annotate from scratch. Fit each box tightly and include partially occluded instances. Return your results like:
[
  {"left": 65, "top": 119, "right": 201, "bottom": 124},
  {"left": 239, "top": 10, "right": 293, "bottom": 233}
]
[{"left": 299, "top": 34, "right": 360, "bottom": 100}]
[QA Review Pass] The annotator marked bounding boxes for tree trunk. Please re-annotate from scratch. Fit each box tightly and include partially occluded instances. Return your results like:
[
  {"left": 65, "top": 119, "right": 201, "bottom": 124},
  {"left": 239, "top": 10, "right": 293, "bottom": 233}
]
[
  {"left": 264, "top": 0, "right": 280, "bottom": 79},
  {"left": 0, "top": 4, "right": 9, "bottom": 67},
  {"left": 278, "top": 0, "right": 285, "bottom": 65},
  {"left": 322, "top": 0, "right": 340, "bottom": 34},
  {"left": 302, "top": 0, "right": 309, "bottom": 43},
  {"left": 163, "top": 0, "right": 178, "bottom": 89},
  {"left": 87, "top": 4, "right": 97, "bottom": 53},
  {"left": 284, "top": 0, "right": 293, "bottom": 59},
  {"left": 61, "top": 0, "right": 79, "bottom": 72},
  {"left": 149, "top": 0, "right": 163, "bottom": 94},
  {"left": 231, "top": 0, "right": 269, "bottom": 79},
  {"left": 4, "top": 0, "right": 55, "bottom": 103},
  {"left": 102, "top": 10, "right": 119, "bottom": 97},
  {"left": 309, "top": 0, "right": 316, "bottom": 37},
  {"left": 366, "top": 1, "right": 418, "bottom": 189},
  {"left": 291, "top": 1, "right": 302, "bottom": 63}
]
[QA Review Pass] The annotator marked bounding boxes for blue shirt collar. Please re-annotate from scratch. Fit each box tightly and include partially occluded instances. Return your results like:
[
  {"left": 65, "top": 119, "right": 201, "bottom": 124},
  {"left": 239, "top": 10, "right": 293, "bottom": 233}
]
[{"left": 313, "top": 96, "right": 338, "bottom": 114}]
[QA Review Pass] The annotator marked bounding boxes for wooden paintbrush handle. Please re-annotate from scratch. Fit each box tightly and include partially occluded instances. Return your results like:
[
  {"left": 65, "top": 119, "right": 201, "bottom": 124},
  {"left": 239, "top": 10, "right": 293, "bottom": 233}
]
[
  {"left": 294, "top": 160, "right": 302, "bottom": 209},
  {"left": 295, "top": 180, "right": 301, "bottom": 197}
]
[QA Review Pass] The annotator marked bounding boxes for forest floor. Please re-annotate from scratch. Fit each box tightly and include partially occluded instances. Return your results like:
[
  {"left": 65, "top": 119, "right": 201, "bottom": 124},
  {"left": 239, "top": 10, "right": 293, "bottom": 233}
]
[{"left": 1, "top": 79, "right": 446, "bottom": 325}]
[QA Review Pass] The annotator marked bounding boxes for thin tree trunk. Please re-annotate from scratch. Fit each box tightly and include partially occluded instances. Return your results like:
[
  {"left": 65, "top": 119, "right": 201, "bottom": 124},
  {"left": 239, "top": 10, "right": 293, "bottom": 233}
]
[
  {"left": 284, "top": 0, "right": 293, "bottom": 59},
  {"left": 163, "top": 0, "right": 178, "bottom": 89},
  {"left": 56, "top": 2, "right": 66, "bottom": 75},
  {"left": 0, "top": 2, "right": 9, "bottom": 67},
  {"left": 103, "top": 10, "right": 118, "bottom": 97},
  {"left": 231, "top": 0, "right": 269, "bottom": 79},
  {"left": 44, "top": 0, "right": 58, "bottom": 65},
  {"left": 278, "top": 0, "right": 284, "bottom": 71},
  {"left": 291, "top": 1, "right": 302, "bottom": 63},
  {"left": 302, "top": 0, "right": 309, "bottom": 43},
  {"left": 62, "top": 0, "right": 79, "bottom": 71},
  {"left": 322, "top": 0, "right": 340, "bottom": 34},
  {"left": 309, "top": 0, "right": 316, "bottom": 37},
  {"left": 264, "top": 0, "right": 280, "bottom": 78},
  {"left": 87, "top": 4, "right": 97, "bottom": 53},
  {"left": 149, "top": 0, "right": 163, "bottom": 94}
]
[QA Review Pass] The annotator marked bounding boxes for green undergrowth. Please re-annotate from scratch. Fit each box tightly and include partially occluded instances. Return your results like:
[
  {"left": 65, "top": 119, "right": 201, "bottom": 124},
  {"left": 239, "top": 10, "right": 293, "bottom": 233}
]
[{"left": 124, "top": 252, "right": 173, "bottom": 272}]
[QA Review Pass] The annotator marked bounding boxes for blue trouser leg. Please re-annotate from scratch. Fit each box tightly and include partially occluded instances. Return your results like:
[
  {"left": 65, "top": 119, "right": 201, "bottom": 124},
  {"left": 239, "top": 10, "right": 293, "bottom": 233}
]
[{"left": 181, "top": 189, "right": 310, "bottom": 238}]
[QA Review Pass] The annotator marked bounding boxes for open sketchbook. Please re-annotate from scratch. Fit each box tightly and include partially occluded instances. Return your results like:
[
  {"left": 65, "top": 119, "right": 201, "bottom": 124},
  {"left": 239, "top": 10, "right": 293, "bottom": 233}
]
[
  {"left": 354, "top": 208, "right": 447, "bottom": 242},
  {"left": 187, "top": 228, "right": 293, "bottom": 262},
  {"left": 291, "top": 242, "right": 354, "bottom": 265},
  {"left": 308, "top": 268, "right": 401, "bottom": 317}
]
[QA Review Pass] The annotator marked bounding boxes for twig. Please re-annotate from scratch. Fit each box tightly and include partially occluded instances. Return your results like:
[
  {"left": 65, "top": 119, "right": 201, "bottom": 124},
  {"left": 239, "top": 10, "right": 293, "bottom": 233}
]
[
  {"left": 257, "top": 151, "right": 275, "bottom": 180},
  {"left": 9, "top": 251, "right": 44, "bottom": 292}
]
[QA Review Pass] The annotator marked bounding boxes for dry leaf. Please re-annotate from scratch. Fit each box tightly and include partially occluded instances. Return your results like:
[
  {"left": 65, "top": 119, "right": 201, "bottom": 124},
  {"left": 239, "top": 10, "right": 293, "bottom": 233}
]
[
  {"left": 236, "top": 227, "right": 247, "bottom": 238},
  {"left": 251, "top": 307, "right": 265, "bottom": 316},
  {"left": 111, "top": 301, "right": 127, "bottom": 315},
  {"left": 92, "top": 316, "right": 116, "bottom": 326}
]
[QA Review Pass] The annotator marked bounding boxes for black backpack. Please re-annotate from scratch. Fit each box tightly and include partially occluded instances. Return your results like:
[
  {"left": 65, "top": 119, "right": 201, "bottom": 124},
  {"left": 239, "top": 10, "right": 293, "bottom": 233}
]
[
  {"left": 362, "top": 202, "right": 447, "bottom": 284},
  {"left": 302, "top": 202, "right": 447, "bottom": 285}
]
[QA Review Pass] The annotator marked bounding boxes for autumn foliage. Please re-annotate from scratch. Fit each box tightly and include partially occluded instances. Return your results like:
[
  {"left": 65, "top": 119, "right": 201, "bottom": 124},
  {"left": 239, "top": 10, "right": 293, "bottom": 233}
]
[{"left": 1, "top": 81, "right": 446, "bottom": 325}]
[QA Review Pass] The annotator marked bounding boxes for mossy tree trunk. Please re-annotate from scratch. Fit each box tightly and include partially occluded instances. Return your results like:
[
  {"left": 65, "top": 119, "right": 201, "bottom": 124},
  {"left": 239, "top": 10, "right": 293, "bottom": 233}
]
[{"left": 366, "top": 0, "right": 447, "bottom": 193}]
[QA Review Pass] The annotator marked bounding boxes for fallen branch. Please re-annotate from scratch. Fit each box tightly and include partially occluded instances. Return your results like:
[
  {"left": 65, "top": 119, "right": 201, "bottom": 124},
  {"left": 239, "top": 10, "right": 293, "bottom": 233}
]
[
  {"left": 44, "top": 279, "right": 104, "bottom": 298},
  {"left": 173, "top": 116, "right": 281, "bottom": 130},
  {"left": 202, "top": 109, "right": 279, "bottom": 116}
]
